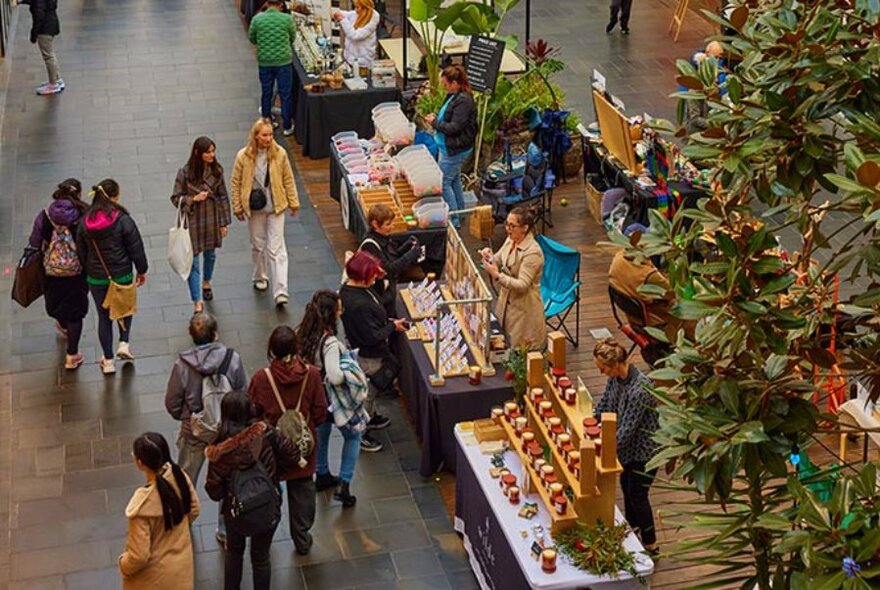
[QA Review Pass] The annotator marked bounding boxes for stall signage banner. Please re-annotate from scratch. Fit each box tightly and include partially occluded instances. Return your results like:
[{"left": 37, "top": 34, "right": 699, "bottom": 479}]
[{"left": 466, "top": 35, "right": 505, "bottom": 93}]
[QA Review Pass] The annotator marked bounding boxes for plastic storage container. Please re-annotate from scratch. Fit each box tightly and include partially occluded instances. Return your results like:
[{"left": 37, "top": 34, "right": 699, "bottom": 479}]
[{"left": 413, "top": 197, "right": 449, "bottom": 228}]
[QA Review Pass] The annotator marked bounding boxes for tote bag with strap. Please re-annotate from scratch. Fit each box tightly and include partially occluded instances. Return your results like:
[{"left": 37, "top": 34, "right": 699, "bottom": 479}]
[
  {"left": 91, "top": 240, "right": 138, "bottom": 321},
  {"left": 167, "top": 199, "right": 193, "bottom": 281},
  {"left": 264, "top": 368, "right": 313, "bottom": 468},
  {"left": 11, "top": 247, "right": 44, "bottom": 308}
]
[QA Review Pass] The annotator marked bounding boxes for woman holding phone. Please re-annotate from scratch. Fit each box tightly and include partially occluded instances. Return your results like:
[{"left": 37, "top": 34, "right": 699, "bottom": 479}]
[{"left": 171, "top": 136, "right": 232, "bottom": 314}]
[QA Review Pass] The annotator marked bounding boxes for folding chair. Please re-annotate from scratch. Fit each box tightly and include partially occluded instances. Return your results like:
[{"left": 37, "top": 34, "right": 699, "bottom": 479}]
[
  {"left": 537, "top": 235, "right": 580, "bottom": 347},
  {"left": 607, "top": 285, "right": 670, "bottom": 367}
]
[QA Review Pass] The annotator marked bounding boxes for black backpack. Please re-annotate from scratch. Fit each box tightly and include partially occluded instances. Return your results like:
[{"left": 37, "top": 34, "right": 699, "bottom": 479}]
[{"left": 226, "top": 457, "right": 281, "bottom": 536}]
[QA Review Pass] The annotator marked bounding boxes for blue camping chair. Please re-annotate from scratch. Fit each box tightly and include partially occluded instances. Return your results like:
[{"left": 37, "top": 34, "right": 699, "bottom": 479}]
[{"left": 537, "top": 235, "right": 581, "bottom": 347}]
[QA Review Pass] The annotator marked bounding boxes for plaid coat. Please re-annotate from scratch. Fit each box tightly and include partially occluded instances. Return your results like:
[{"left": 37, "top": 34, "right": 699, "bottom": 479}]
[{"left": 171, "top": 166, "right": 232, "bottom": 255}]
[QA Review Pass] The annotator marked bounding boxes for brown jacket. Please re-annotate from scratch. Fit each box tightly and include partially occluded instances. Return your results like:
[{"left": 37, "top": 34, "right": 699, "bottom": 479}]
[
  {"left": 492, "top": 232, "right": 547, "bottom": 350},
  {"left": 170, "top": 166, "right": 232, "bottom": 255},
  {"left": 248, "top": 358, "right": 327, "bottom": 481},
  {"left": 608, "top": 249, "right": 675, "bottom": 330},
  {"left": 204, "top": 422, "right": 300, "bottom": 512},
  {"left": 118, "top": 464, "right": 200, "bottom": 590},
  {"left": 230, "top": 141, "right": 299, "bottom": 218}
]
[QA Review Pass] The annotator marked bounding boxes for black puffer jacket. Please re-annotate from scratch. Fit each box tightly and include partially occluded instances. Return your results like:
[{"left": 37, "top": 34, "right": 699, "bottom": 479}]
[
  {"left": 76, "top": 209, "right": 148, "bottom": 282},
  {"left": 340, "top": 284, "right": 395, "bottom": 359},
  {"left": 22, "top": 0, "right": 60, "bottom": 40},
  {"left": 360, "top": 230, "right": 420, "bottom": 315},
  {"left": 432, "top": 92, "right": 477, "bottom": 156}
]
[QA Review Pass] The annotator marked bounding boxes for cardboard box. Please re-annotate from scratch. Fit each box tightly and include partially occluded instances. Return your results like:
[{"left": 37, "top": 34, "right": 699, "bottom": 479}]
[
  {"left": 585, "top": 182, "right": 603, "bottom": 225},
  {"left": 474, "top": 418, "right": 507, "bottom": 443}
]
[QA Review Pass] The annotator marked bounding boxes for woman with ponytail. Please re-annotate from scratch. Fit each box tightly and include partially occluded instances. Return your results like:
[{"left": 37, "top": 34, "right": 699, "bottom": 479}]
[
  {"left": 332, "top": 0, "right": 380, "bottom": 68},
  {"left": 76, "top": 178, "right": 148, "bottom": 374},
  {"left": 119, "top": 432, "right": 200, "bottom": 590},
  {"left": 28, "top": 178, "right": 89, "bottom": 370}
]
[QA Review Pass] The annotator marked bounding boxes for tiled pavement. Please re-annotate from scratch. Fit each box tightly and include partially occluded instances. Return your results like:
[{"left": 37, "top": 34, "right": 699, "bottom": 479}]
[{"left": 0, "top": 0, "right": 716, "bottom": 588}]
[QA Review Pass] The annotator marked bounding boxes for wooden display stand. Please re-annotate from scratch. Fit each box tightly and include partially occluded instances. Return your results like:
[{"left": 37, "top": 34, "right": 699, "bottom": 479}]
[
  {"left": 358, "top": 186, "right": 408, "bottom": 233},
  {"left": 592, "top": 89, "right": 640, "bottom": 174},
  {"left": 668, "top": 0, "right": 689, "bottom": 42},
  {"left": 497, "top": 332, "right": 622, "bottom": 535}
]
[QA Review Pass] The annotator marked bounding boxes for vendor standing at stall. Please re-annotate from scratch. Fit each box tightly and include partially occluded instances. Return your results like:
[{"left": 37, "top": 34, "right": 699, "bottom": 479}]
[
  {"left": 479, "top": 205, "right": 546, "bottom": 350},
  {"left": 332, "top": 0, "right": 380, "bottom": 69},
  {"left": 424, "top": 64, "right": 477, "bottom": 229},
  {"left": 592, "top": 338, "right": 660, "bottom": 555}
]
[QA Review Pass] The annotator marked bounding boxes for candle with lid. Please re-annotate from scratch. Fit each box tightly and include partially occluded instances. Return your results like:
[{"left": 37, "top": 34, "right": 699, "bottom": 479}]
[
  {"left": 508, "top": 486, "right": 520, "bottom": 504},
  {"left": 529, "top": 387, "right": 543, "bottom": 403},
  {"left": 561, "top": 443, "right": 574, "bottom": 460},
  {"left": 514, "top": 416, "right": 528, "bottom": 434},
  {"left": 541, "top": 549, "right": 557, "bottom": 573},
  {"left": 564, "top": 387, "right": 577, "bottom": 405},
  {"left": 498, "top": 469, "right": 510, "bottom": 487},
  {"left": 539, "top": 401, "right": 553, "bottom": 417},
  {"left": 534, "top": 458, "right": 547, "bottom": 474},
  {"left": 557, "top": 433, "right": 571, "bottom": 451},
  {"left": 568, "top": 451, "right": 581, "bottom": 474},
  {"left": 521, "top": 431, "right": 535, "bottom": 452},
  {"left": 553, "top": 494, "right": 568, "bottom": 515},
  {"left": 549, "top": 482, "right": 563, "bottom": 497},
  {"left": 584, "top": 425, "right": 602, "bottom": 440},
  {"left": 548, "top": 418, "right": 564, "bottom": 442},
  {"left": 558, "top": 376, "right": 572, "bottom": 391},
  {"left": 540, "top": 464, "right": 554, "bottom": 483},
  {"left": 491, "top": 406, "right": 504, "bottom": 422},
  {"left": 501, "top": 474, "right": 517, "bottom": 495},
  {"left": 504, "top": 402, "right": 518, "bottom": 420},
  {"left": 529, "top": 445, "right": 543, "bottom": 466},
  {"left": 583, "top": 416, "right": 599, "bottom": 429}
]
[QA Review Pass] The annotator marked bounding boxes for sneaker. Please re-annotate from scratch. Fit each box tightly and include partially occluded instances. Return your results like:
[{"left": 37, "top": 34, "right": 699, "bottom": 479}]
[
  {"left": 283, "top": 126, "right": 295, "bottom": 136},
  {"left": 56, "top": 78, "right": 65, "bottom": 89},
  {"left": 36, "top": 83, "right": 63, "bottom": 95},
  {"left": 116, "top": 341, "right": 134, "bottom": 360},
  {"left": 64, "top": 352, "right": 83, "bottom": 370},
  {"left": 275, "top": 293, "right": 289, "bottom": 307},
  {"left": 367, "top": 414, "right": 391, "bottom": 430},
  {"left": 606, "top": 21, "right": 616, "bottom": 33},
  {"left": 622, "top": 27, "right": 631, "bottom": 35},
  {"left": 315, "top": 472, "right": 340, "bottom": 492},
  {"left": 253, "top": 279, "right": 269, "bottom": 291},
  {"left": 360, "top": 435, "right": 384, "bottom": 453},
  {"left": 100, "top": 357, "right": 116, "bottom": 375}
]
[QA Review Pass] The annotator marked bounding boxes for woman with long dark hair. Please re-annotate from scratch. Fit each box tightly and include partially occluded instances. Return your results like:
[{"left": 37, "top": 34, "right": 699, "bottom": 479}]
[
  {"left": 28, "top": 178, "right": 89, "bottom": 370},
  {"left": 119, "top": 432, "right": 200, "bottom": 590},
  {"left": 298, "top": 290, "right": 366, "bottom": 507},
  {"left": 205, "top": 391, "right": 299, "bottom": 590},
  {"left": 76, "top": 179, "right": 148, "bottom": 375},
  {"left": 171, "top": 136, "right": 232, "bottom": 313},
  {"left": 248, "top": 326, "right": 326, "bottom": 554}
]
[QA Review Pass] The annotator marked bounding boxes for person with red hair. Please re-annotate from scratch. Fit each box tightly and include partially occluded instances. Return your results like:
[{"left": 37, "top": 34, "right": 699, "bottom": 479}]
[{"left": 339, "top": 251, "right": 408, "bottom": 452}]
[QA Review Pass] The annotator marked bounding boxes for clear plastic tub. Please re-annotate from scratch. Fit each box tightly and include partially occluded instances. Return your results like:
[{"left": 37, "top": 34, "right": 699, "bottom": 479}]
[{"left": 413, "top": 198, "right": 449, "bottom": 227}]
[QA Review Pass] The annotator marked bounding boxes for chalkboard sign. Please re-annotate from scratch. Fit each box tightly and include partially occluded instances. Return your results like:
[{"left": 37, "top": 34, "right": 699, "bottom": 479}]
[{"left": 465, "top": 35, "right": 505, "bottom": 93}]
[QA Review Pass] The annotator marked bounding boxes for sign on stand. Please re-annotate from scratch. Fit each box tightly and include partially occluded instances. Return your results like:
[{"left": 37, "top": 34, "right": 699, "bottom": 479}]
[{"left": 465, "top": 35, "right": 505, "bottom": 94}]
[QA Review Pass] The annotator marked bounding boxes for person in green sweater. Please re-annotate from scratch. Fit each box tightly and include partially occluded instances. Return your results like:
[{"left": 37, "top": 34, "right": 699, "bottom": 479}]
[{"left": 249, "top": 0, "right": 296, "bottom": 135}]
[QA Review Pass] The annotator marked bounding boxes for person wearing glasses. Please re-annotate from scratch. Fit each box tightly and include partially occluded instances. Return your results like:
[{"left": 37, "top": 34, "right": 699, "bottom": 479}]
[{"left": 479, "top": 205, "right": 546, "bottom": 350}]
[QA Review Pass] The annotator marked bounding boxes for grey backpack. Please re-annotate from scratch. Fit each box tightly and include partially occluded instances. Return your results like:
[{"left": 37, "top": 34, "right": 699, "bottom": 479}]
[
  {"left": 190, "top": 348, "right": 235, "bottom": 444},
  {"left": 264, "top": 368, "right": 313, "bottom": 468}
]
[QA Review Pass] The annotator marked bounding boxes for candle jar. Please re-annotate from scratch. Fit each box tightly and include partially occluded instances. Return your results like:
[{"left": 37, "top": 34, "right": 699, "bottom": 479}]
[
  {"left": 595, "top": 440, "right": 602, "bottom": 456},
  {"left": 498, "top": 469, "right": 510, "bottom": 487},
  {"left": 508, "top": 486, "right": 520, "bottom": 504},
  {"left": 521, "top": 431, "right": 535, "bottom": 452},
  {"left": 491, "top": 406, "right": 504, "bottom": 423},
  {"left": 551, "top": 367, "right": 566, "bottom": 387},
  {"left": 583, "top": 416, "right": 598, "bottom": 429},
  {"left": 549, "top": 482, "right": 564, "bottom": 498},
  {"left": 540, "top": 464, "right": 554, "bottom": 484},
  {"left": 553, "top": 494, "right": 568, "bottom": 515},
  {"left": 501, "top": 474, "right": 517, "bottom": 495},
  {"left": 548, "top": 418, "right": 563, "bottom": 443},
  {"left": 504, "top": 402, "right": 518, "bottom": 421},
  {"left": 514, "top": 416, "right": 528, "bottom": 435},
  {"left": 539, "top": 401, "right": 553, "bottom": 420},
  {"left": 568, "top": 451, "right": 580, "bottom": 473},
  {"left": 541, "top": 548, "right": 557, "bottom": 573},
  {"left": 584, "top": 425, "right": 602, "bottom": 440},
  {"left": 558, "top": 377, "right": 572, "bottom": 392},
  {"left": 529, "top": 387, "right": 543, "bottom": 403},
  {"left": 544, "top": 472, "right": 558, "bottom": 489},
  {"left": 561, "top": 443, "right": 574, "bottom": 460},
  {"left": 534, "top": 458, "right": 547, "bottom": 474},
  {"left": 529, "top": 445, "right": 543, "bottom": 467},
  {"left": 564, "top": 387, "right": 577, "bottom": 405},
  {"left": 557, "top": 433, "right": 571, "bottom": 451}
]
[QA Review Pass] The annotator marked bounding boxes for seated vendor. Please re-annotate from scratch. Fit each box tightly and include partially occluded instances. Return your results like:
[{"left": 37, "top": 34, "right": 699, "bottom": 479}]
[
  {"left": 333, "top": 0, "right": 380, "bottom": 69},
  {"left": 520, "top": 107, "right": 547, "bottom": 199}
]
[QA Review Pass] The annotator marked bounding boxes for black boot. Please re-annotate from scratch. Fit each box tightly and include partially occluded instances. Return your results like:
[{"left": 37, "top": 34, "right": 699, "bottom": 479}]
[
  {"left": 315, "top": 472, "right": 340, "bottom": 492},
  {"left": 334, "top": 481, "right": 357, "bottom": 508}
]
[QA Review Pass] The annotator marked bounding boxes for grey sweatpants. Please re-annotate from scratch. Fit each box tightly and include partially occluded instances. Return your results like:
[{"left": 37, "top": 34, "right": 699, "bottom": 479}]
[{"left": 36, "top": 34, "right": 61, "bottom": 84}]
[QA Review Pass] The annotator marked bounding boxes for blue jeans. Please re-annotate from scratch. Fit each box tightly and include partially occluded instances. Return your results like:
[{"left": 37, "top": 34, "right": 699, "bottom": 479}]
[
  {"left": 259, "top": 64, "right": 293, "bottom": 130},
  {"left": 439, "top": 148, "right": 473, "bottom": 225},
  {"left": 187, "top": 250, "right": 216, "bottom": 302},
  {"left": 316, "top": 421, "right": 362, "bottom": 482},
  {"left": 88, "top": 283, "right": 132, "bottom": 360}
]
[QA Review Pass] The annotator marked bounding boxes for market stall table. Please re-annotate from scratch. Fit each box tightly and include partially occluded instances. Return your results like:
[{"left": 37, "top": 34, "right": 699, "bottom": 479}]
[
  {"left": 454, "top": 425, "right": 655, "bottom": 589},
  {"left": 291, "top": 54, "right": 401, "bottom": 159},
  {"left": 393, "top": 291, "right": 513, "bottom": 477}
]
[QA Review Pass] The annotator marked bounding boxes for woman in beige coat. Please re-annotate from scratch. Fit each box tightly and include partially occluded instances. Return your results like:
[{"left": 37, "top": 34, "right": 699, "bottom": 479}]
[
  {"left": 119, "top": 432, "right": 200, "bottom": 590},
  {"left": 480, "top": 205, "right": 547, "bottom": 350},
  {"left": 230, "top": 118, "right": 300, "bottom": 307}
]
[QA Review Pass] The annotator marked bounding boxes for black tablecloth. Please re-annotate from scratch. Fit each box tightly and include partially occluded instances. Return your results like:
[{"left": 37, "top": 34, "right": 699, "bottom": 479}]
[
  {"left": 392, "top": 292, "right": 513, "bottom": 477},
  {"left": 338, "top": 146, "right": 447, "bottom": 276},
  {"left": 292, "top": 55, "right": 401, "bottom": 159}
]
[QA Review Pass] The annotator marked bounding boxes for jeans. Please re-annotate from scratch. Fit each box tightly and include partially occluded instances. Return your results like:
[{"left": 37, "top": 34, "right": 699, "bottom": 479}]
[
  {"left": 258, "top": 64, "right": 293, "bottom": 130},
  {"left": 177, "top": 433, "right": 225, "bottom": 536},
  {"left": 248, "top": 210, "right": 288, "bottom": 299},
  {"left": 285, "top": 476, "right": 316, "bottom": 552},
  {"left": 438, "top": 148, "right": 473, "bottom": 225},
  {"left": 316, "top": 421, "right": 362, "bottom": 482},
  {"left": 187, "top": 250, "right": 217, "bottom": 302},
  {"left": 58, "top": 319, "right": 83, "bottom": 355},
  {"left": 36, "top": 35, "right": 60, "bottom": 83},
  {"left": 620, "top": 461, "right": 657, "bottom": 546},
  {"left": 609, "top": 0, "right": 633, "bottom": 28},
  {"left": 224, "top": 524, "right": 276, "bottom": 590},
  {"left": 88, "top": 284, "right": 132, "bottom": 360}
]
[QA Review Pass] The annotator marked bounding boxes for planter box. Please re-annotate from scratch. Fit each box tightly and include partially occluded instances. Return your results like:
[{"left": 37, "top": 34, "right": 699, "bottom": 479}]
[{"left": 586, "top": 181, "right": 603, "bottom": 225}]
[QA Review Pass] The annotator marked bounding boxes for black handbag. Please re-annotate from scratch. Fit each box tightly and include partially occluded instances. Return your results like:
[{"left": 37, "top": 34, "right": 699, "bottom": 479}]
[
  {"left": 11, "top": 247, "right": 44, "bottom": 308},
  {"left": 369, "top": 353, "right": 401, "bottom": 392},
  {"left": 249, "top": 166, "right": 270, "bottom": 211}
]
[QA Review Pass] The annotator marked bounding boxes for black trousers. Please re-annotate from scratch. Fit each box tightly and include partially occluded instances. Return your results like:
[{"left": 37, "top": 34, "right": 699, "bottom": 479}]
[
  {"left": 620, "top": 461, "right": 657, "bottom": 547},
  {"left": 286, "top": 476, "right": 316, "bottom": 551},
  {"left": 224, "top": 523, "right": 277, "bottom": 590},
  {"left": 609, "top": 0, "right": 633, "bottom": 28}
]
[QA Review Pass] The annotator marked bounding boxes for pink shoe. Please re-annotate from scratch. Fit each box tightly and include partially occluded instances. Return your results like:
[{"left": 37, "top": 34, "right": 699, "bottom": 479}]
[
  {"left": 64, "top": 352, "right": 84, "bottom": 370},
  {"left": 36, "top": 83, "right": 63, "bottom": 96}
]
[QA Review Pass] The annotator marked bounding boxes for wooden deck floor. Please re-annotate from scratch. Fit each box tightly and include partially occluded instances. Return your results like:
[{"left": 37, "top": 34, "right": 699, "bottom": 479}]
[{"left": 288, "top": 143, "right": 860, "bottom": 588}]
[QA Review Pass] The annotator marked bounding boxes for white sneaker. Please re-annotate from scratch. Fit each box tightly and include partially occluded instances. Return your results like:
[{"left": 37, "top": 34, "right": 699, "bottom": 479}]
[
  {"left": 116, "top": 341, "right": 134, "bottom": 360},
  {"left": 64, "top": 352, "right": 83, "bottom": 370},
  {"left": 100, "top": 357, "right": 116, "bottom": 374},
  {"left": 36, "top": 83, "right": 63, "bottom": 96},
  {"left": 283, "top": 126, "right": 295, "bottom": 136},
  {"left": 275, "top": 293, "right": 289, "bottom": 307}
]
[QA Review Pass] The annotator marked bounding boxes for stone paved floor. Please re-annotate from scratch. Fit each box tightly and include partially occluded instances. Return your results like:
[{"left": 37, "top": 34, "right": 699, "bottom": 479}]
[{"left": 0, "top": 0, "right": 718, "bottom": 588}]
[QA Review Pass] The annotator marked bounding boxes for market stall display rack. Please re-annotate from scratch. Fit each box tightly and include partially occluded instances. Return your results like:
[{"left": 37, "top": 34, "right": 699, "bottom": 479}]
[
  {"left": 592, "top": 88, "right": 640, "bottom": 175},
  {"left": 293, "top": 12, "right": 331, "bottom": 75},
  {"left": 497, "top": 332, "right": 622, "bottom": 535},
  {"left": 357, "top": 186, "right": 409, "bottom": 233},
  {"left": 391, "top": 179, "right": 418, "bottom": 215}
]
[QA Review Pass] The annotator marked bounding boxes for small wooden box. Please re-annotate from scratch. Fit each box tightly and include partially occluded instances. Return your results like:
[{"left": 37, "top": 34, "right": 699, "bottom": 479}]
[
  {"left": 474, "top": 418, "right": 507, "bottom": 442},
  {"left": 585, "top": 181, "right": 603, "bottom": 225}
]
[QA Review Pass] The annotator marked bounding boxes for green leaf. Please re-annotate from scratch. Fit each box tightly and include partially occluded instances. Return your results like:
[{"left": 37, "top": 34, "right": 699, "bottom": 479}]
[
  {"left": 682, "top": 145, "right": 724, "bottom": 160},
  {"left": 844, "top": 142, "right": 866, "bottom": 171},
  {"left": 825, "top": 173, "right": 874, "bottom": 195},
  {"left": 731, "top": 421, "right": 770, "bottom": 444},
  {"left": 727, "top": 76, "right": 741, "bottom": 104},
  {"left": 671, "top": 299, "right": 718, "bottom": 320},
  {"left": 649, "top": 368, "right": 685, "bottom": 381},
  {"left": 638, "top": 283, "right": 668, "bottom": 298},
  {"left": 716, "top": 232, "right": 738, "bottom": 258},
  {"left": 736, "top": 301, "right": 767, "bottom": 315},
  {"left": 752, "top": 256, "right": 785, "bottom": 275},
  {"left": 853, "top": 288, "right": 880, "bottom": 307},
  {"left": 760, "top": 273, "right": 796, "bottom": 296},
  {"left": 764, "top": 354, "right": 789, "bottom": 379},
  {"left": 690, "top": 262, "right": 731, "bottom": 275}
]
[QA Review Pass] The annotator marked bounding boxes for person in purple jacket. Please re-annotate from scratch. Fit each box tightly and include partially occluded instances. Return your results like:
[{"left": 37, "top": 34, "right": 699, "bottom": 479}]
[{"left": 28, "top": 178, "right": 89, "bottom": 370}]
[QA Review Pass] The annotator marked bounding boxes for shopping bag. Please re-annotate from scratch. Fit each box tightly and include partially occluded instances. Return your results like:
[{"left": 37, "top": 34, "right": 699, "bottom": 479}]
[
  {"left": 167, "top": 200, "right": 193, "bottom": 281},
  {"left": 11, "top": 247, "right": 44, "bottom": 308},
  {"left": 103, "top": 280, "right": 138, "bottom": 321}
]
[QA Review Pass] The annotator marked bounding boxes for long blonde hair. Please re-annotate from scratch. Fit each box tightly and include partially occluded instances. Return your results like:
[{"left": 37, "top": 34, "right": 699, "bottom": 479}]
[
  {"left": 244, "top": 118, "right": 276, "bottom": 161},
  {"left": 354, "top": 0, "right": 374, "bottom": 29}
]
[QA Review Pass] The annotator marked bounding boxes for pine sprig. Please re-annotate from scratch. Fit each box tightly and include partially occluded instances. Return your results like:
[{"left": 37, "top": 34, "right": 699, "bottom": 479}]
[{"left": 554, "top": 522, "right": 643, "bottom": 581}]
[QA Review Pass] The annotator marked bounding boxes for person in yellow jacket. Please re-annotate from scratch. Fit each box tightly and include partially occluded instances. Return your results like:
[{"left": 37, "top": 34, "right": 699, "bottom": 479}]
[
  {"left": 231, "top": 118, "right": 300, "bottom": 306},
  {"left": 118, "top": 432, "right": 200, "bottom": 590},
  {"left": 480, "top": 205, "right": 547, "bottom": 350}
]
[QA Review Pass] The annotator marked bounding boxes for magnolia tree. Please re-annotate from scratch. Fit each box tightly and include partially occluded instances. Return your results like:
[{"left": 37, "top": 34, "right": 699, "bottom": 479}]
[{"left": 611, "top": 0, "right": 880, "bottom": 588}]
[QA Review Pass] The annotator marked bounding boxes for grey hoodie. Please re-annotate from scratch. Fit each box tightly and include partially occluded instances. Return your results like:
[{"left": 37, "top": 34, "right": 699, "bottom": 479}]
[{"left": 165, "top": 342, "right": 248, "bottom": 438}]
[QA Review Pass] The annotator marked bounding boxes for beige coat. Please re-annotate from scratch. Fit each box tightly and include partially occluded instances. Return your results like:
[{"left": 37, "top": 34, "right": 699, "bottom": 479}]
[
  {"left": 230, "top": 141, "right": 300, "bottom": 217},
  {"left": 118, "top": 464, "right": 201, "bottom": 590},
  {"left": 492, "top": 232, "right": 547, "bottom": 350}
]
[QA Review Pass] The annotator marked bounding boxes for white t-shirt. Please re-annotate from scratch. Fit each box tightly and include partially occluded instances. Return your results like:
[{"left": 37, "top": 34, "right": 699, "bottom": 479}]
[{"left": 254, "top": 149, "right": 273, "bottom": 210}]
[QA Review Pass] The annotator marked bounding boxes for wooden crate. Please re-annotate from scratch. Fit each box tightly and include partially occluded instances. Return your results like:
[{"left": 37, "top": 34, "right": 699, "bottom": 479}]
[
  {"left": 358, "top": 186, "right": 409, "bottom": 233},
  {"left": 585, "top": 181, "right": 603, "bottom": 225}
]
